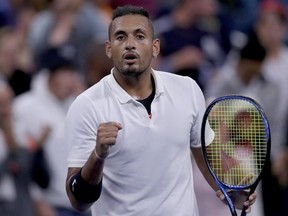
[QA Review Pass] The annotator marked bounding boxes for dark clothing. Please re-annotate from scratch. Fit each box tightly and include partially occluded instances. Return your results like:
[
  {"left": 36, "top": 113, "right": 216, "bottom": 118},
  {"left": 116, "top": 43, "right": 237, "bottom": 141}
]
[
  {"left": 262, "top": 160, "right": 288, "bottom": 216},
  {"left": 0, "top": 148, "right": 35, "bottom": 216},
  {"left": 9, "top": 69, "right": 32, "bottom": 96},
  {"left": 157, "top": 20, "right": 227, "bottom": 90}
]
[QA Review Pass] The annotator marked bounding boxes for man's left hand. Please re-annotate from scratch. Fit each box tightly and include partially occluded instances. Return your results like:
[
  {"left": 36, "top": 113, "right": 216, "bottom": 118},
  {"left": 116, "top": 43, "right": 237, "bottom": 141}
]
[{"left": 216, "top": 190, "right": 257, "bottom": 214}]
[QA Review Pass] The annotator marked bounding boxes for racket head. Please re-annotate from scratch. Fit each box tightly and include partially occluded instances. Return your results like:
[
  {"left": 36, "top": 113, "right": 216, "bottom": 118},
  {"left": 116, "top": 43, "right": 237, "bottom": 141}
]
[{"left": 201, "top": 95, "right": 271, "bottom": 190}]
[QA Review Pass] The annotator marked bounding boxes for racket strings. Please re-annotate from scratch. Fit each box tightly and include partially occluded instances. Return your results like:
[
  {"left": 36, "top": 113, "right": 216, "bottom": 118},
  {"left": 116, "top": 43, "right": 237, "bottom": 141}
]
[{"left": 205, "top": 99, "right": 267, "bottom": 186}]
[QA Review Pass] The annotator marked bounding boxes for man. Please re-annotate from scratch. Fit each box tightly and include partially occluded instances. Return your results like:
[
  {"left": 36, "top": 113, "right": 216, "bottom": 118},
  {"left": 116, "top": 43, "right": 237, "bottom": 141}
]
[
  {"left": 254, "top": 1, "right": 288, "bottom": 215},
  {"left": 28, "top": 0, "right": 109, "bottom": 75},
  {"left": 65, "top": 5, "right": 256, "bottom": 216},
  {"left": 0, "top": 81, "right": 35, "bottom": 216},
  {"left": 13, "top": 46, "right": 88, "bottom": 216}
]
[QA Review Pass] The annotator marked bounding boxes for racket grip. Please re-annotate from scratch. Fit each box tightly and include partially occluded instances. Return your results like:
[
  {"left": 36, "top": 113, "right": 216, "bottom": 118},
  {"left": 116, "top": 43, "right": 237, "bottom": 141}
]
[
  {"left": 240, "top": 187, "right": 256, "bottom": 216},
  {"left": 240, "top": 206, "right": 247, "bottom": 216}
]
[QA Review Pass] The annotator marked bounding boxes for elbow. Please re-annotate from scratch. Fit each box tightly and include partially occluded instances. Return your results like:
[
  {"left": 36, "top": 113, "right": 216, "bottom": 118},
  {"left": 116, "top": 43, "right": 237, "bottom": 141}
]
[
  {"left": 66, "top": 176, "right": 102, "bottom": 212},
  {"left": 66, "top": 168, "right": 102, "bottom": 211},
  {"left": 67, "top": 189, "right": 95, "bottom": 212},
  {"left": 70, "top": 200, "right": 93, "bottom": 213}
]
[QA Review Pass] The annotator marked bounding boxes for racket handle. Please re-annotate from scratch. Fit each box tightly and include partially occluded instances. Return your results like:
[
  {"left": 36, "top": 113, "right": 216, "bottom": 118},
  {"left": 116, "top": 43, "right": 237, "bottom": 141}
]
[
  {"left": 240, "top": 187, "right": 256, "bottom": 216},
  {"left": 240, "top": 206, "right": 247, "bottom": 216}
]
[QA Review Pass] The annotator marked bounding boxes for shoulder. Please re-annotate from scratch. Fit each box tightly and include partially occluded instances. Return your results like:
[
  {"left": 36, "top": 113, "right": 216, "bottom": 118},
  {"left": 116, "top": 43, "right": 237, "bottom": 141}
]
[
  {"left": 13, "top": 91, "right": 37, "bottom": 112},
  {"left": 154, "top": 69, "right": 200, "bottom": 91},
  {"left": 79, "top": 75, "right": 110, "bottom": 100},
  {"left": 67, "top": 76, "right": 111, "bottom": 114},
  {"left": 153, "top": 70, "right": 205, "bottom": 106},
  {"left": 154, "top": 69, "right": 190, "bottom": 80}
]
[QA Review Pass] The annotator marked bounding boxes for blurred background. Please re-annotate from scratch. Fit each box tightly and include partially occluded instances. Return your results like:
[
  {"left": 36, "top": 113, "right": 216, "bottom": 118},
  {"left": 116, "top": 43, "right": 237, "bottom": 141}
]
[{"left": 0, "top": 0, "right": 287, "bottom": 215}]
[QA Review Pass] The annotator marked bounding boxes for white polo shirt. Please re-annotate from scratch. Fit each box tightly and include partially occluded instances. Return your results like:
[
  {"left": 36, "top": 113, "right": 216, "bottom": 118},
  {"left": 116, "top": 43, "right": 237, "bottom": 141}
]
[{"left": 66, "top": 69, "right": 214, "bottom": 216}]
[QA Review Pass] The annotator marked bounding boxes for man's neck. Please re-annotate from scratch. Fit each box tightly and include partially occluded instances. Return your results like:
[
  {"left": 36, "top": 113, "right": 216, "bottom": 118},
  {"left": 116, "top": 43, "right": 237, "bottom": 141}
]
[{"left": 113, "top": 69, "right": 154, "bottom": 100}]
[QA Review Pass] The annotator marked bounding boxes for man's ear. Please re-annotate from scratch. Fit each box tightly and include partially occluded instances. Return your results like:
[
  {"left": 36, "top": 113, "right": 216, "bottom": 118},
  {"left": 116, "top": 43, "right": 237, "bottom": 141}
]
[
  {"left": 152, "top": 39, "right": 160, "bottom": 58},
  {"left": 105, "top": 41, "right": 112, "bottom": 59}
]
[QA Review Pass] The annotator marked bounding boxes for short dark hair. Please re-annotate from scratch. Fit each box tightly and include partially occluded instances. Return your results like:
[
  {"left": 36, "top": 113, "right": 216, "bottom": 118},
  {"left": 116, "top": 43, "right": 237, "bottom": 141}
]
[
  {"left": 39, "top": 46, "right": 76, "bottom": 73},
  {"left": 240, "top": 31, "right": 266, "bottom": 62},
  {"left": 112, "top": 5, "right": 149, "bottom": 20},
  {"left": 108, "top": 5, "right": 154, "bottom": 39}
]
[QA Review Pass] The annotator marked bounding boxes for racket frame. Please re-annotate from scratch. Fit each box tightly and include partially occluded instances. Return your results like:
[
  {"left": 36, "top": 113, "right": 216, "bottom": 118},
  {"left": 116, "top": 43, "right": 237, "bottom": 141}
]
[{"left": 201, "top": 95, "right": 271, "bottom": 216}]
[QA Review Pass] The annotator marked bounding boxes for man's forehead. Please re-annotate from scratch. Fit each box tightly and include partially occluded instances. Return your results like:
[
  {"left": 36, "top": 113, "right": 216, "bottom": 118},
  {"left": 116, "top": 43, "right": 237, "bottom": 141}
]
[{"left": 111, "top": 14, "right": 151, "bottom": 32}]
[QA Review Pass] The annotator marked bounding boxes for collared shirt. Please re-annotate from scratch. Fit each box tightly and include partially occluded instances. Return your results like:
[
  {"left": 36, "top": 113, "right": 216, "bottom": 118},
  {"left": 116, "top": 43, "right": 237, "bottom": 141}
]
[{"left": 66, "top": 69, "right": 213, "bottom": 216}]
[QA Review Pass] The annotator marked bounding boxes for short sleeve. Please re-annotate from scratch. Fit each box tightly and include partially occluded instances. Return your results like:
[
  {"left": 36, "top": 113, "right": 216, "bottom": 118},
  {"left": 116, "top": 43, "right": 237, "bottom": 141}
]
[
  {"left": 65, "top": 95, "right": 98, "bottom": 168},
  {"left": 189, "top": 81, "right": 214, "bottom": 148}
]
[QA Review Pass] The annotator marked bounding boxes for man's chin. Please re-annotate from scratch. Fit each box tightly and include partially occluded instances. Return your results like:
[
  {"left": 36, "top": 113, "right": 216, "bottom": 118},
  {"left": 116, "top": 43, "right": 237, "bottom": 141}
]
[{"left": 122, "top": 66, "right": 142, "bottom": 77}]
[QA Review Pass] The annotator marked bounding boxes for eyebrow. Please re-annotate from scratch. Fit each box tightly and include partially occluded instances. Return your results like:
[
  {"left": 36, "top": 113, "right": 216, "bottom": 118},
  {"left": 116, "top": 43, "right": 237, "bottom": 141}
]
[
  {"left": 113, "top": 28, "right": 148, "bottom": 37},
  {"left": 114, "top": 30, "right": 126, "bottom": 37},
  {"left": 135, "top": 28, "right": 147, "bottom": 35}
]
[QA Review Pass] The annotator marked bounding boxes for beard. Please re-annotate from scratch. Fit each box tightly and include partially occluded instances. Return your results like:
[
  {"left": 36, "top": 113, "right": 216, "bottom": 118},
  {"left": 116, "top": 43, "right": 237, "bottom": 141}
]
[
  {"left": 122, "top": 67, "right": 142, "bottom": 77},
  {"left": 113, "top": 53, "right": 152, "bottom": 77},
  {"left": 116, "top": 63, "right": 148, "bottom": 78}
]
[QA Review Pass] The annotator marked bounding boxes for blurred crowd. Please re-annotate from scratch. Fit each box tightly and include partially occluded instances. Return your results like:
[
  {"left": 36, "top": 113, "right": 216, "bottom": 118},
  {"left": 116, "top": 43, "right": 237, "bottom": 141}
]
[{"left": 0, "top": 0, "right": 288, "bottom": 216}]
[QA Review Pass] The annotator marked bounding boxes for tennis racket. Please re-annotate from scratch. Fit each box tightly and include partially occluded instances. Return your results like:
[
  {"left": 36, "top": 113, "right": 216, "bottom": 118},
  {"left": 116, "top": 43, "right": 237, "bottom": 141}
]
[{"left": 201, "top": 95, "right": 271, "bottom": 216}]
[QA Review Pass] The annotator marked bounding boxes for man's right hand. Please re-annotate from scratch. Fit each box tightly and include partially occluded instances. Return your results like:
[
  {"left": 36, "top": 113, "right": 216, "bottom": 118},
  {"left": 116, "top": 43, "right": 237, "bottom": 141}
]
[{"left": 95, "top": 122, "right": 122, "bottom": 159}]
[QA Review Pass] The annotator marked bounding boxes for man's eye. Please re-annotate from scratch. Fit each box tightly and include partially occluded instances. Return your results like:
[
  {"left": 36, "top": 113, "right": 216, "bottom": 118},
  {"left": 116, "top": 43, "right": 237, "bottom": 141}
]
[
  {"left": 116, "top": 35, "right": 125, "bottom": 40},
  {"left": 136, "top": 35, "right": 145, "bottom": 40}
]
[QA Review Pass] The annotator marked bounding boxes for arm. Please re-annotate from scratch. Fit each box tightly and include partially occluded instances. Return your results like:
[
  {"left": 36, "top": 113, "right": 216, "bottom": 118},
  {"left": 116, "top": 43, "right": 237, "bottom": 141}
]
[
  {"left": 65, "top": 152, "right": 104, "bottom": 212},
  {"left": 191, "top": 147, "right": 219, "bottom": 191},
  {"left": 66, "top": 122, "right": 122, "bottom": 212}
]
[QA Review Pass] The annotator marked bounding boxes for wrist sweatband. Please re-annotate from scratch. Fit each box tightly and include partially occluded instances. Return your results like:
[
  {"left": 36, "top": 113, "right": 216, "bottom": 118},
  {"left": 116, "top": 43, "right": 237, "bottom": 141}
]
[{"left": 69, "top": 169, "right": 102, "bottom": 203}]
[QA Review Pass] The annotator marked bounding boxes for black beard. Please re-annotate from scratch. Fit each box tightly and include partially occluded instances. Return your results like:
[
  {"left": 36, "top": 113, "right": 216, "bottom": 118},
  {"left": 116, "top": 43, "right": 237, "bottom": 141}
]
[{"left": 119, "top": 66, "right": 144, "bottom": 77}]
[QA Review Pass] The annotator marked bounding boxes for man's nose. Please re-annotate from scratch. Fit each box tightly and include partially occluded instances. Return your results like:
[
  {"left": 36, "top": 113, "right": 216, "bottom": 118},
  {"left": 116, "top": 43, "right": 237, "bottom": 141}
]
[{"left": 125, "top": 36, "right": 136, "bottom": 49}]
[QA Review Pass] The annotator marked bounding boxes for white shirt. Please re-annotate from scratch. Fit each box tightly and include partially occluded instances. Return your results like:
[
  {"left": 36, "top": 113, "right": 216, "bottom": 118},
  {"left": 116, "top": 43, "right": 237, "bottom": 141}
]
[
  {"left": 66, "top": 69, "right": 214, "bottom": 216},
  {"left": 13, "top": 72, "right": 75, "bottom": 208}
]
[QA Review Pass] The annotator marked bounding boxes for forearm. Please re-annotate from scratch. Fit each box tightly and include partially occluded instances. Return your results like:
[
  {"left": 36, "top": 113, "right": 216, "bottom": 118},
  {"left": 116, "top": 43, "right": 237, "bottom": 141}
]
[
  {"left": 191, "top": 147, "right": 219, "bottom": 191},
  {"left": 81, "top": 148, "right": 105, "bottom": 185},
  {"left": 66, "top": 148, "right": 105, "bottom": 211},
  {"left": 66, "top": 122, "right": 121, "bottom": 211}
]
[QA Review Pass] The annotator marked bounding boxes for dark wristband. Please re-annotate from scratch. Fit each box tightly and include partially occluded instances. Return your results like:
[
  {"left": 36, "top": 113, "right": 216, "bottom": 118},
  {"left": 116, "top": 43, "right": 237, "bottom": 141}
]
[{"left": 69, "top": 169, "right": 102, "bottom": 203}]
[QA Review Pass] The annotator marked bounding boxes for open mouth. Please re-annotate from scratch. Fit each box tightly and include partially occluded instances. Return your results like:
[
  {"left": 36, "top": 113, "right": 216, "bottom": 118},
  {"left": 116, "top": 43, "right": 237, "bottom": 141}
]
[{"left": 123, "top": 53, "right": 138, "bottom": 64}]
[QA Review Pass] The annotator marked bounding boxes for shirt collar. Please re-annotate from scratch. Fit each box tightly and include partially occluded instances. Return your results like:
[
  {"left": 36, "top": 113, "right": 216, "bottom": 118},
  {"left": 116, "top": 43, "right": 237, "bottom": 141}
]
[{"left": 106, "top": 68, "right": 164, "bottom": 104}]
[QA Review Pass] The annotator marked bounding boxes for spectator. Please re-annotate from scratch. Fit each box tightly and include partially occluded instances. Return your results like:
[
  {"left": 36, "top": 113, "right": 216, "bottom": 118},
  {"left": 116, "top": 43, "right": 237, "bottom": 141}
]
[
  {"left": 28, "top": 0, "right": 109, "bottom": 77},
  {"left": 254, "top": 1, "right": 288, "bottom": 215},
  {"left": 218, "top": 0, "right": 261, "bottom": 34},
  {"left": 205, "top": 29, "right": 281, "bottom": 216},
  {"left": 0, "top": 19, "right": 35, "bottom": 96},
  {"left": 153, "top": 0, "right": 227, "bottom": 90},
  {"left": 0, "top": 80, "right": 35, "bottom": 216},
  {"left": 13, "top": 47, "right": 89, "bottom": 216},
  {"left": 10, "top": 6, "right": 36, "bottom": 96}
]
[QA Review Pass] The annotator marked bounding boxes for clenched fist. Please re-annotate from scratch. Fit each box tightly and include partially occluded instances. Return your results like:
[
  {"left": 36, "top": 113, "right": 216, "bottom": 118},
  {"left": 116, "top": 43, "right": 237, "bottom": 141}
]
[{"left": 95, "top": 122, "right": 122, "bottom": 159}]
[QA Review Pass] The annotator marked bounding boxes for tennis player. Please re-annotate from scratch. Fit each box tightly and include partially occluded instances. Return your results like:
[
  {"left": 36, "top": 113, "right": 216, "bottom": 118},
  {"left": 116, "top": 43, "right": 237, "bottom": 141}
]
[{"left": 65, "top": 5, "right": 256, "bottom": 216}]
